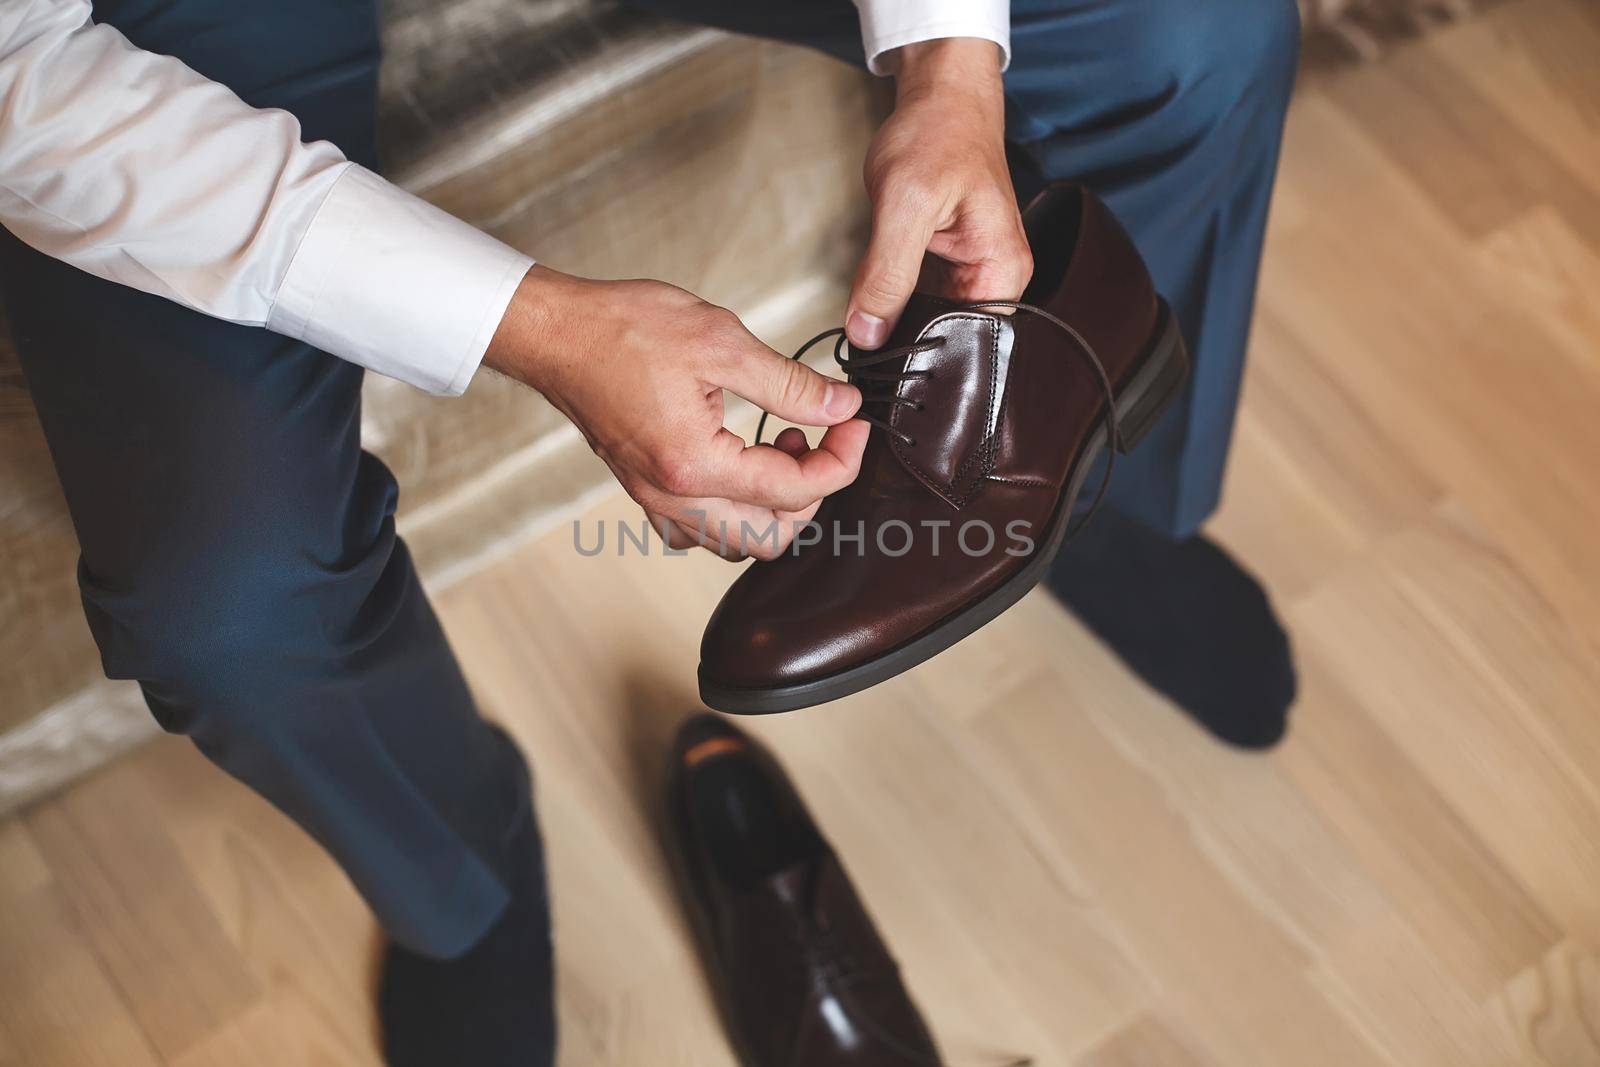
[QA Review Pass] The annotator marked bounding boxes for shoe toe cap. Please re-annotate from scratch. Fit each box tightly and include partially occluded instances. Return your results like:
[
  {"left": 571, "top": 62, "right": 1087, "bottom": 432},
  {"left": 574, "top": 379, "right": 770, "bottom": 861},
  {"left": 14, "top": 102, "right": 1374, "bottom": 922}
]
[{"left": 698, "top": 565, "right": 873, "bottom": 691}]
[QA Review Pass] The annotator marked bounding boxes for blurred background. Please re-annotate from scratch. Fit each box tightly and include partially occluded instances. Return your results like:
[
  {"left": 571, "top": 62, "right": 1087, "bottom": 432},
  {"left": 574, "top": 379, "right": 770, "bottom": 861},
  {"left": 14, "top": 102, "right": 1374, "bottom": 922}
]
[{"left": 1, "top": 0, "right": 1597, "bottom": 1063}]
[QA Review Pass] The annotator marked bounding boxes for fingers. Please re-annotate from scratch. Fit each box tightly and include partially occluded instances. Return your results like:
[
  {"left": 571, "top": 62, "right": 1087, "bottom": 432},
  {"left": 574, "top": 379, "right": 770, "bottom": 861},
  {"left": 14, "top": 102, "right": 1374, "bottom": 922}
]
[
  {"left": 640, "top": 423, "right": 853, "bottom": 560},
  {"left": 773, "top": 496, "right": 823, "bottom": 534},
  {"left": 769, "top": 428, "right": 826, "bottom": 530},
  {"left": 649, "top": 496, "right": 812, "bottom": 562},
  {"left": 648, "top": 502, "right": 750, "bottom": 560},
  {"left": 990, "top": 234, "right": 1035, "bottom": 299},
  {"left": 925, "top": 203, "right": 1034, "bottom": 305},
  {"left": 847, "top": 186, "right": 938, "bottom": 348},
  {"left": 706, "top": 422, "right": 868, "bottom": 513},
  {"left": 773, "top": 426, "right": 809, "bottom": 457},
  {"left": 711, "top": 339, "right": 860, "bottom": 428},
  {"left": 646, "top": 511, "right": 700, "bottom": 552}
]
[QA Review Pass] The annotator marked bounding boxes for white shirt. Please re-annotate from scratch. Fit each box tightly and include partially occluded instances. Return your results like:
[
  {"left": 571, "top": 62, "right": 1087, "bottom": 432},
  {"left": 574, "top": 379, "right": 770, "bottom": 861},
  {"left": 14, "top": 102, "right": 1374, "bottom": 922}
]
[{"left": 0, "top": 0, "right": 1008, "bottom": 395}]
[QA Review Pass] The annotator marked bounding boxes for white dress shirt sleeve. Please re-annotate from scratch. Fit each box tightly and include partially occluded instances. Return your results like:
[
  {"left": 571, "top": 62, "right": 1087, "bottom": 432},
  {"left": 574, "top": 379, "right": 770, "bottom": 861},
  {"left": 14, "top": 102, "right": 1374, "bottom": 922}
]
[
  {"left": 0, "top": 0, "right": 531, "bottom": 396},
  {"left": 853, "top": 0, "right": 1011, "bottom": 75}
]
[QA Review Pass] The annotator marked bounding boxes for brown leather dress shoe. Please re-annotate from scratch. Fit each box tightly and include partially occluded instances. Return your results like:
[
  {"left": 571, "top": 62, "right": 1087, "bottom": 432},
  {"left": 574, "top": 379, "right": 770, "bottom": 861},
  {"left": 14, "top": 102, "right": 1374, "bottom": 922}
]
[
  {"left": 665, "top": 715, "right": 945, "bottom": 1067},
  {"left": 700, "top": 184, "right": 1189, "bottom": 713}
]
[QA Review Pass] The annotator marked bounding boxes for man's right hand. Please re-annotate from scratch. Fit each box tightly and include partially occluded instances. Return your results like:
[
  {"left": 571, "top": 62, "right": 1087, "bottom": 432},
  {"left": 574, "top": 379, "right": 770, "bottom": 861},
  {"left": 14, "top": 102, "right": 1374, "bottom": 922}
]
[{"left": 484, "top": 266, "right": 868, "bottom": 560}]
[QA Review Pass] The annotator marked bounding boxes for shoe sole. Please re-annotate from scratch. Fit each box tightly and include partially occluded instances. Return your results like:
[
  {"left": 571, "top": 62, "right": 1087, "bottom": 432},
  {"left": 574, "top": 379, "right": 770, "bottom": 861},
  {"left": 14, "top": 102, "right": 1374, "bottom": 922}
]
[{"left": 700, "top": 299, "right": 1192, "bottom": 715}]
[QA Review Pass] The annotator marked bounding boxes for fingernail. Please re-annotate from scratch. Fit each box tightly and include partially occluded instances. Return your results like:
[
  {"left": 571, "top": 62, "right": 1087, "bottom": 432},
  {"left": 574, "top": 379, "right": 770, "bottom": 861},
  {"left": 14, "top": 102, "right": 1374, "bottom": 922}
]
[
  {"left": 847, "top": 311, "right": 888, "bottom": 349},
  {"left": 824, "top": 382, "right": 859, "bottom": 418}
]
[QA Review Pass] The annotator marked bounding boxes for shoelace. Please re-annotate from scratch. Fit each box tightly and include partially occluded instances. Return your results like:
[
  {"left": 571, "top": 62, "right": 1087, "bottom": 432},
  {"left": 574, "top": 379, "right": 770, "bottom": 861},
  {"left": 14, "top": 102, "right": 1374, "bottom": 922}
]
[{"left": 756, "top": 301, "right": 1122, "bottom": 543}]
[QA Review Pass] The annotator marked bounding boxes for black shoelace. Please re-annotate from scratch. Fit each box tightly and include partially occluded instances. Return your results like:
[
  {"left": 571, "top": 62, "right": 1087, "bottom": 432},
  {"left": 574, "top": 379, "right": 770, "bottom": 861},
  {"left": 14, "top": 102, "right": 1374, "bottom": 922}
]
[{"left": 756, "top": 302, "right": 1122, "bottom": 543}]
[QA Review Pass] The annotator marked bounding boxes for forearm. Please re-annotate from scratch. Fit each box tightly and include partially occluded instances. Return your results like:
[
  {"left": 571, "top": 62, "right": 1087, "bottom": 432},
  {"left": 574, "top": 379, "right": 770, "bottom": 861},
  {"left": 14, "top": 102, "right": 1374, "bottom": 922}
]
[
  {"left": 483, "top": 266, "right": 580, "bottom": 400},
  {"left": 891, "top": 37, "right": 1007, "bottom": 108},
  {"left": 889, "top": 36, "right": 1008, "bottom": 161}
]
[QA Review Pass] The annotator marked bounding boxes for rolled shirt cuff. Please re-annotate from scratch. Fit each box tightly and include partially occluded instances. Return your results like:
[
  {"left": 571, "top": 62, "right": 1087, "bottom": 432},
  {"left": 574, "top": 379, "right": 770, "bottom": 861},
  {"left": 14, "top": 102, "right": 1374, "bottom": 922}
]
[
  {"left": 856, "top": 0, "right": 1011, "bottom": 75},
  {"left": 267, "top": 163, "right": 532, "bottom": 396}
]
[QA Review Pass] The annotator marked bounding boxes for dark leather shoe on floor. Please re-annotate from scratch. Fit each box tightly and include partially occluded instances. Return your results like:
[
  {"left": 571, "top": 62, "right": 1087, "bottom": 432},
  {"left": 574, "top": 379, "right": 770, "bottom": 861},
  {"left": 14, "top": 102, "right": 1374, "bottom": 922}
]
[
  {"left": 665, "top": 715, "right": 944, "bottom": 1067},
  {"left": 1047, "top": 510, "right": 1297, "bottom": 749},
  {"left": 700, "top": 184, "right": 1189, "bottom": 714}
]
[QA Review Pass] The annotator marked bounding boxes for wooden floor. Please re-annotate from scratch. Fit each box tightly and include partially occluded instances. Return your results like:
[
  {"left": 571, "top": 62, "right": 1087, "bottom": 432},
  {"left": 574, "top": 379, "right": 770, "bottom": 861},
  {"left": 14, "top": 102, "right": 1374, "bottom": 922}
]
[{"left": 5, "top": 2, "right": 1600, "bottom": 1063}]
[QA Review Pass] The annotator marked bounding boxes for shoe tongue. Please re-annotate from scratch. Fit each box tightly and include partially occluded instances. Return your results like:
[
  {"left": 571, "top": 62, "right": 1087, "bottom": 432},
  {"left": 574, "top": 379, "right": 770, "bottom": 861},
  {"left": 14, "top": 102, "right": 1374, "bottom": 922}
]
[{"left": 843, "top": 293, "right": 949, "bottom": 454}]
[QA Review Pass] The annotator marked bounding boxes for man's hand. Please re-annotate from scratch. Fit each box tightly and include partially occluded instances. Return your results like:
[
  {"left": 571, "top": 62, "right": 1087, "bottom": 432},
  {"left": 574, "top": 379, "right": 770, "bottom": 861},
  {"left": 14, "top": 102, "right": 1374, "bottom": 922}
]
[
  {"left": 484, "top": 266, "right": 869, "bottom": 560},
  {"left": 847, "top": 37, "right": 1032, "bottom": 349}
]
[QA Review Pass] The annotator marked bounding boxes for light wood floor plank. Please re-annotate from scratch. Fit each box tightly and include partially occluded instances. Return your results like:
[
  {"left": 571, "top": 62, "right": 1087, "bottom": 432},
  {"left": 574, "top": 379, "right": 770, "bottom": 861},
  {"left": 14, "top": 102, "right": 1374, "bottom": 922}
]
[
  {"left": 1325, "top": 24, "right": 1600, "bottom": 251},
  {"left": 127, "top": 741, "right": 386, "bottom": 1066},
  {"left": 1432, "top": 0, "right": 1600, "bottom": 198},
  {"left": 964, "top": 677, "right": 1394, "bottom": 1067},
  {"left": 166, "top": 997, "right": 362, "bottom": 1067},
  {"left": 1494, "top": 940, "right": 1600, "bottom": 1067},
  {"left": 1209, "top": 307, "right": 1444, "bottom": 602},
  {"left": 981, "top": 601, "right": 1534, "bottom": 1063},
  {"left": 22, "top": 765, "right": 261, "bottom": 1063},
  {"left": 1280, "top": 654, "right": 1558, "bottom": 995},
  {"left": 1473, "top": 206, "right": 1600, "bottom": 378},
  {"left": 1262, "top": 95, "right": 1600, "bottom": 648},
  {"left": 0, "top": 822, "right": 163, "bottom": 1067},
  {"left": 1290, "top": 506, "right": 1600, "bottom": 944},
  {"left": 1075, "top": 1014, "right": 1221, "bottom": 1067}
]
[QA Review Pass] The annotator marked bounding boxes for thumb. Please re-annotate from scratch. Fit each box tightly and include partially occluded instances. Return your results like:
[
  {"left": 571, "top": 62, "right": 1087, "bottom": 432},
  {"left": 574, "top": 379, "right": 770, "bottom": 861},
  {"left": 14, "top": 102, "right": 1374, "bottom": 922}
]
[
  {"left": 847, "top": 196, "right": 935, "bottom": 349},
  {"left": 716, "top": 346, "right": 861, "bottom": 427}
]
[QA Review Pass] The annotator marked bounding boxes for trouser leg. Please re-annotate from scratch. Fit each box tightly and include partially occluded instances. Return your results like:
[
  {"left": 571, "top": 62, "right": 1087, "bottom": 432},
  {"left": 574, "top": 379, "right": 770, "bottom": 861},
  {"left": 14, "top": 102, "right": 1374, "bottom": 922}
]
[
  {"left": 2, "top": 0, "right": 547, "bottom": 964},
  {"left": 1004, "top": 0, "right": 1301, "bottom": 536},
  {"left": 629, "top": 0, "right": 1300, "bottom": 537}
]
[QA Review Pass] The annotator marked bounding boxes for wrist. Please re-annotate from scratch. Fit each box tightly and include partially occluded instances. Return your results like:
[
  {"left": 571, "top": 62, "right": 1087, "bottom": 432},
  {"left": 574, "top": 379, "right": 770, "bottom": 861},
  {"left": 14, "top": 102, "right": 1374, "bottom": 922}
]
[
  {"left": 483, "top": 264, "right": 578, "bottom": 396},
  {"left": 891, "top": 37, "right": 1004, "bottom": 103}
]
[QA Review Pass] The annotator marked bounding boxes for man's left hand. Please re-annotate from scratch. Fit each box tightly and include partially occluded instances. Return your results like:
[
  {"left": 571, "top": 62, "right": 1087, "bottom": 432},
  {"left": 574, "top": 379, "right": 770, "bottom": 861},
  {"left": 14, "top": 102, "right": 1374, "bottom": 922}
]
[{"left": 846, "top": 37, "right": 1032, "bottom": 350}]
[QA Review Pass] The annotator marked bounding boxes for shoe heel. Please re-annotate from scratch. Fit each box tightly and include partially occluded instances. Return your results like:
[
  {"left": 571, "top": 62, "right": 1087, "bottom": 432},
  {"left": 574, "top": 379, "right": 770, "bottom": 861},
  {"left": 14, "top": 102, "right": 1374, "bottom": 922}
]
[{"left": 1113, "top": 301, "right": 1190, "bottom": 455}]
